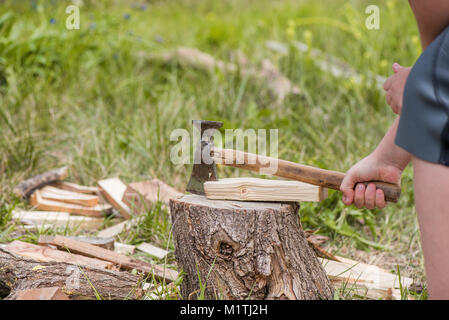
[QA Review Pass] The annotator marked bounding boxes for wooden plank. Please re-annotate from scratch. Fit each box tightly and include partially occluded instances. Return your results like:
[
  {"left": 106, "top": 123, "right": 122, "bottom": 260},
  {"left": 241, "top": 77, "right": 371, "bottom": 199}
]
[
  {"left": 114, "top": 242, "right": 136, "bottom": 255},
  {"left": 12, "top": 210, "right": 104, "bottom": 230},
  {"left": 122, "top": 179, "right": 183, "bottom": 212},
  {"left": 204, "top": 177, "right": 327, "bottom": 202},
  {"left": 66, "top": 236, "right": 114, "bottom": 250},
  {"left": 50, "top": 181, "right": 99, "bottom": 195},
  {"left": 98, "top": 178, "right": 131, "bottom": 219},
  {"left": 30, "top": 190, "right": 112, "bottom": 217},
  {"left": 5, "top": 240, "right": 114, "bottom": 270},
  {"left": 137, "top": 243, "right": 169, "bottom": 260},
  {"left": 39, "top": 186, "right": 99, "bottom": 207},
  {"left": 14, "top": 166, "right": 68, "bottom": 199},
  {"left": 38, "top": 235, "right": 178, "bottom": 283},
  {"left": 14, "top": 287, "right": 70, "bottom": 300},
  {"left": 97, "top": 218, "right": 139, "bottom": 238},
  {"left": 320, "top": 257, "right": 413, "bottom": 300}
]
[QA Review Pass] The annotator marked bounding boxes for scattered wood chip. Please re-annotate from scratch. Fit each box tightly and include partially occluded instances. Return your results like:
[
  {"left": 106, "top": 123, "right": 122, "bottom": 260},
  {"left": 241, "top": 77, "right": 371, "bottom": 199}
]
[
  {"left": 38, "top": 235, "right": 178, "bottom": 283},
  {"left": 98, "top": 178, "right": 132, "bottom": 219},
  {"left": 122, "top": 178, "right": 183, "bottom": 211},
  {"left": 14, "top": 287, "right": 70, "bottom": 300},
  {"left": 39, "top": 185, "right": 99, "bottom": 207},
  {"left": 204, "top": 177, "right": 327, "bottom": 202},
  {"left": 137, "top": 243, "right": 169, "bottom": 260},
  {"left": 97, "top": 218, "right": 140, "bottom": 238},
  {"left": 320, "top": 257, "right": 413, "bottom": 300},
  {"left": 64, "top": 236, "right": 114, "bottom": 250},
  {"left": 50, "top": 181, "right": 99, "bottom": 195},
  {"left": 30, "top": 190, "right": 112, "bottom": 217},
  {"left": 12, "top": 210, "right": 105, "bottom": 230},
  {"left": 114, "top": 242, "right": 136, "bottom": 255},
  {"left": 14, "top": 166, "right": 68, "bottom": 199},
  {"left": 6, "top": 240, "right": 114, "bottom": 270}
]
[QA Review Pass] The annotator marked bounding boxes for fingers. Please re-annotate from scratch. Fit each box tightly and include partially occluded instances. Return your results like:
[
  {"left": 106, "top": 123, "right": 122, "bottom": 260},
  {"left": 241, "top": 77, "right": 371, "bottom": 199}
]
[
  {"left": 340, "top": 172, "right": 357, "bottom": 205},
  {"left": 376, "top": 189, "right": 386, "bottom": 209},
  {"left": 392, "top": 62, "right": 402, "bottom": 73},
  {"left": 351, "top": 183, "right": 387, "bottom": 209},
  {"left": 353, "top": 183, "right": 366, "bottom": 208}
]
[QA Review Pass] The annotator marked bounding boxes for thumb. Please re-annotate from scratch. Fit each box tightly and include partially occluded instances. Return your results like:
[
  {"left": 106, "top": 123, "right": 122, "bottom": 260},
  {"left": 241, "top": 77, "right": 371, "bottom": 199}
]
[
  {"left": 392, "top": 62, "right": 402, "bottom": 73},
  {"left": 340, "top": 171, "right": 357, "bottom": 205}
]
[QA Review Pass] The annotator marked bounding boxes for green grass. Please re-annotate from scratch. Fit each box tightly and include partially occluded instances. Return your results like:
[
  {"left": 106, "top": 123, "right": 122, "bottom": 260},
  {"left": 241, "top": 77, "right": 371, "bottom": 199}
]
[{"left": 0, "top": 0, "right": 426, "bottom": 299}]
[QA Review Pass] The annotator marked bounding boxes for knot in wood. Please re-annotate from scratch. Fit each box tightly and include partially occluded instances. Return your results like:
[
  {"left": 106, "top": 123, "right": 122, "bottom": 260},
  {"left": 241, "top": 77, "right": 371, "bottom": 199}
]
[{"left": 219, "top": 242, "right": 234, "bottom": 257}]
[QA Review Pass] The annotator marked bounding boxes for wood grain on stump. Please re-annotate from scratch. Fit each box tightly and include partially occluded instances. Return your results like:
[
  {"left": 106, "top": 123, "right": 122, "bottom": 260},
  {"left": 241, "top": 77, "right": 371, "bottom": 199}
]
[{"left": 170, "top": 195, "right": 334, "bottom": 300}]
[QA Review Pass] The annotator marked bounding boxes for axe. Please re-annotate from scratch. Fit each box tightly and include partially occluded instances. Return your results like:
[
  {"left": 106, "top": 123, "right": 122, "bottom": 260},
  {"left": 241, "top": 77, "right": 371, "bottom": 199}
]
[{"left": 186, "top": 120, "right": 401, "bottom": 202}]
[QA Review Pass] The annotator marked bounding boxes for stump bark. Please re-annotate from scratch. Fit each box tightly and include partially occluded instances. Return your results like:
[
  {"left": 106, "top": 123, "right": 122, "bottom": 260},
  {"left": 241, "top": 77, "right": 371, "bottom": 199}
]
[
  {"left": 170, "top": 195, "right": 334, "bottom": 300},
  {"left": 0, "top": 248, "right": 142, "bottom": 300}
]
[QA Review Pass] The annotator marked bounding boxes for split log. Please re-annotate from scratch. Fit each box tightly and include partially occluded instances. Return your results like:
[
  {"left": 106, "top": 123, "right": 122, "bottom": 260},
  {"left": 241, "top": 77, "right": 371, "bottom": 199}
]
[
  {"left": 98, "top": 178, "right": 132, "bottom": 219},
  {"left": 14, "top": 166, "right": 68, "bottom": 199},
  {"left": 0, "top": 248, "right": 142, "bottom": 300},
  {"left": 169, "top": 195, "right": 334, "bottom": 300}
]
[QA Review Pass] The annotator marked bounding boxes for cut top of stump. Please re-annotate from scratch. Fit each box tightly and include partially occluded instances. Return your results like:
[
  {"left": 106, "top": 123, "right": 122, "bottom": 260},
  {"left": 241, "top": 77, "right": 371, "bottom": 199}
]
[{"left": 171, "top": 194, "right": 298, "bottom": 212}]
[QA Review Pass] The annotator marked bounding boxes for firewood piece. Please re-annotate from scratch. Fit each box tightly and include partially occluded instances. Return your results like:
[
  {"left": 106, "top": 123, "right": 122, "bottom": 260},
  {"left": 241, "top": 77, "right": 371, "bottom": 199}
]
[
  {"left": 39, "top": 186, "right": 99, "bottom": 207},
  {"left": 50, "top": 181, "right": 99, "bottom": 195},
  {"left": 97, "top": 218, "right": 140, "bottom": 238},
  {"left": 169, "top": 194, "right": 333, "bottom": 300},
  {"left": 30, "top": 190, "right": 112, "bottom": 217},
  {"left": 14, "top": 166, "right": 68, "bottom": 199},
  {"left": 5, "top": 241, "right": 114, "bottom": 270},
  {"left": 12, "top": 210, "right": 104, "bottom": 230},
  {"left": 0, "top": 247, "right": 142, "bottom": 300},
  {"left": 204, "top": 177, "right": 327, "bottom": 202},
  {"left": 98, "top": 178, "right": 132, "bottom": 219},
  {"left": 137, "top": 243, "right": 168, "bottom": 260},
  {"left": 38, "top": 235, "right": 178, "bottom": 283},
  {"left": 320, "top": 257, "right": 413, "bottom": 300},
  {"left": 14, "top": 287, "right": 70, "bottom": 300},
  {"left": 66, "top": 236, "right": 114, "bottom": 250},
  {"left": 122, "top": 179, "right": 183, "bottom": 212},
  {"left": 114, "top": 242, "right": 136, "bottom": 255}
]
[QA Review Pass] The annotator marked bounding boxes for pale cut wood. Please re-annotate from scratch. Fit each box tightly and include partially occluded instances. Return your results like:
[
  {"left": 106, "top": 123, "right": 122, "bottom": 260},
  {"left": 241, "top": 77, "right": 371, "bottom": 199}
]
[
  {"left": 39, "top": 186, "right": 99, "bottom": 207},
  {"left": 50, "top": 181, "right": 99, "bottom": 194},
  {"left": 14, "top": 166, "right": 68, "bottom": 199},
  {"left": 320, "top": 257, "right": 413, "bottom": 300},
  {"left": 204, "top": 177, "right": 327, "bottom": 202},
  {"left": 5, "top": 241, "right": 114, "bottom": 270},
  {"left": 97, "top": 218, "right": 139, "bottom": 238},
  {"left": 12, "top": 210, "right": 104, "bottom": 230},
  {"left": 38, "top": 235, "right": 178, "bottom": 283},
  {"left": 98, "top": 178, "right": 132, "bottom": 219},
  {"left": 137, "top": 243, "right": 169, "bottom": 260},
  {"left": 114, "top": 242, "right": 136, "bottom": 255},
  {"left": 122, "top": 179, "right": 183, "bottom": 211},
  {"left": 0, "top": 248, "right": 142, "bottom": 300},
  {"left": 14, "top": 287, "right": 70, "bottom": 300},
  {"left": 66, "top": 236, "right": 114, "bottom": 250},
  {"left": 30, "top": 190, "right": 112, "bottom": 217}
]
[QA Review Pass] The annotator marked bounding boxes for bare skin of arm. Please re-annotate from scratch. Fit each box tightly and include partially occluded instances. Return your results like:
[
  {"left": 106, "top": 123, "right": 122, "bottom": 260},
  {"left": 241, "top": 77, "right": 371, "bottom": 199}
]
[{"left": 340, "top": 0, "right": 449, "bottom": 207}]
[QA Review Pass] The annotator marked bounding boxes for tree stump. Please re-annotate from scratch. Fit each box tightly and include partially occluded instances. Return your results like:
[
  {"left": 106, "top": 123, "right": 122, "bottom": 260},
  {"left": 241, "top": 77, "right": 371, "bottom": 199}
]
[{"left": 169, "top": 195, "right": 334, "bottom": 300}]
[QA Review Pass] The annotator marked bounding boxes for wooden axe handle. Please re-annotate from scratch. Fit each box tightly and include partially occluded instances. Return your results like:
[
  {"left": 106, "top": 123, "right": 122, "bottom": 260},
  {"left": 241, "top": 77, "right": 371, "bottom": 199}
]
[{"left": 212, "top": 148, "right": 401, "bottom": 203}]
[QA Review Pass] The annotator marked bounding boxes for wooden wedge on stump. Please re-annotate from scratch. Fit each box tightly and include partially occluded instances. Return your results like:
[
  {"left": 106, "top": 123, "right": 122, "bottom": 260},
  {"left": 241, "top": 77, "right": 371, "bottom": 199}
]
[{"left": 169, "top": 195, "right": 334, "bottom": 300}]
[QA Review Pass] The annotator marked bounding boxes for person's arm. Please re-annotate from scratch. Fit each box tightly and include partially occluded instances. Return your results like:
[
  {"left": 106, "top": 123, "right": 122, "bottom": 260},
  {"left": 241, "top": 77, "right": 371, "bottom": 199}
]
[{"left": 409, "top": 0, "right": 449, "bottom": 49}]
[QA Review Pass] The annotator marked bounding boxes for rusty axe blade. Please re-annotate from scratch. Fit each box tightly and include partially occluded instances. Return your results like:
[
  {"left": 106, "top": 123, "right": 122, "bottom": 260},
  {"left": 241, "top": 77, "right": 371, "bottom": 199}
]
[{"left": 186, "top": 120, "right": 223, "bottom": 195}]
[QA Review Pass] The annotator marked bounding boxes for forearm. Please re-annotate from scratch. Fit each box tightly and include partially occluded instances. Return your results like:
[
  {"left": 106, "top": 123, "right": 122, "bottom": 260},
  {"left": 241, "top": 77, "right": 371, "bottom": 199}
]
[
  {"left": 372, "top": 117, "right": 412, "bottom": 171},
  {"left": 409, "top": 0, "right": 449, "bottom": 49}
]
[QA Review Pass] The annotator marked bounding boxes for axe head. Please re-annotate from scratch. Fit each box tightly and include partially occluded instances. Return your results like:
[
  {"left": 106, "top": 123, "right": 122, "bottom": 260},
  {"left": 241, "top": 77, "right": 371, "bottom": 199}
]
[{"left": 186, "top": 120, "right": 223, "bottom": 195}]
